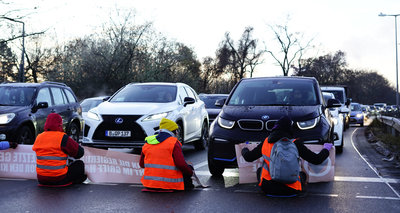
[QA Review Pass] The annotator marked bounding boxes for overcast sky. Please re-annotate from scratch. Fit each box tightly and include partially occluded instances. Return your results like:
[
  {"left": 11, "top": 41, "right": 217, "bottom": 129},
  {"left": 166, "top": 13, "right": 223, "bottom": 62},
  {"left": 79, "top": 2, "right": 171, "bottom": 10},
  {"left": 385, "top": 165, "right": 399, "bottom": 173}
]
[{"left": 2, "top": 0, "right": 400, "bottom": 86}]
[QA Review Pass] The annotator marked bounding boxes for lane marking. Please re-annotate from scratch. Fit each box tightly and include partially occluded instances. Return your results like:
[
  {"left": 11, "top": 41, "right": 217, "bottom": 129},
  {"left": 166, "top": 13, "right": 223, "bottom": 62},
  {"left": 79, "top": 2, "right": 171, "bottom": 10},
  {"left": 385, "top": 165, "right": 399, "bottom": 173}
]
[
  {"left": 194, "top": 161, "right": 208, "bottom": 170},
  {"left": 356, "top": 195, "right": 400, "bottom": 201},
  {"left": 334, "top": 176, "right": 400, "bottom": 183},
  {"left": 195, "top": 170, "right": 239, "bottom": 177},
  {"left": 350, "top": 128, "right": 400, "bottom": 198}
]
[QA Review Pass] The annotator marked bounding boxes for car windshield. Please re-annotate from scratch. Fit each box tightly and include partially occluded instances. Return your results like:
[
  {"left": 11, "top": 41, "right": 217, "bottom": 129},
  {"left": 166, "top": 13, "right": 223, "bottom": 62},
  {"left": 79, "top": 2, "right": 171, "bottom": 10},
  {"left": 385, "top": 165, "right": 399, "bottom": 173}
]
[
  {"left": 321, "top": 90, "right": 344, "bottom": 104},
  {"left": 351, "top": 104, "right": 362, "bottom": 111},
  {"left": 0, "top": 86, "right": 35, "bottom": 106},
  {"left": 228, "top": 79, "right": 319, "bottom": 106},
  {"left": 80, "top": 99, "right": 104, "bottom": 112},
  {"left": 110, "top": 85, "right": 177, "bottom": 103},
  {"left": 200, "top": 95, "right": 228, "bottom": 109}
]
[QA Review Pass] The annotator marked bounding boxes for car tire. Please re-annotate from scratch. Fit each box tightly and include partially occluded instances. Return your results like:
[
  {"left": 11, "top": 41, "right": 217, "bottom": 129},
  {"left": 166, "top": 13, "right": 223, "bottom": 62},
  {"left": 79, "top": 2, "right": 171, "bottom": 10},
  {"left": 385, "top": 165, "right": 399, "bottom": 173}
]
[
  {"left": 68, "top": 122, "right": 80, "bottom": 143},
  {"left": 207, "top": 147, "right": 224, "bottom": 176},
  {"left": 194, "top": 122, "right": 209, "bottom": 150},
  {"left": 336, "top": 136, "right": 344, "bottom": 154},
  {"left": 17, "top": 125, "right": 34, "bottom": 144},
  {"left": 176, "top": 123, "right": 184, "bottom": 143}
]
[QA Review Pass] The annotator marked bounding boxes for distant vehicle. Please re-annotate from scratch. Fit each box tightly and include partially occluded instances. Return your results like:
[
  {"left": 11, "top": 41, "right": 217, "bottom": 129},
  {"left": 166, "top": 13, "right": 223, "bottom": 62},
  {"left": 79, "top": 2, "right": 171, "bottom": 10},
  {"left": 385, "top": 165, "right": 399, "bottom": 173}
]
[
  {"left": 374, "top": 103, "right": 387, "bottom": 113},
  {"left": 350, "top": 103, "right": 364, "bottom": 126},
  {"left": 323, "top": 92, "right": 344, "bottom": 153},
  {"left": 208, "top": 77, "right": 340, "bottom": 176},
  {"left": 0, "top": 81, "right": 83, "bottom": 144},
  {"left": 82, "top": 82, "right": 209, "bottom": 150},
  {"left": 80, "top": 96, "right": 109, "bottom": 137},
  {"left": 199, "top": 94, "right": 229, "bottom": 125},
  {"left": 321, "top": 86, "right": 351, "bottom": 130}
]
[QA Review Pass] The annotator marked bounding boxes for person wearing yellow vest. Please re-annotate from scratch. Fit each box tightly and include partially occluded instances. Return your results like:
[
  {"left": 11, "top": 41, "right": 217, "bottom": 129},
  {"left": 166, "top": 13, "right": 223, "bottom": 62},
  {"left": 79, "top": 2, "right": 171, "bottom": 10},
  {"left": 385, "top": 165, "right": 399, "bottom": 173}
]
[
  {"left": 241, "top": 116, "right": 333, "bottom": 196},
  {"left": 140, "top": 118, "right": 194, "bottom": 191},
  {"left": 32, "top": 113, "right": 86, "bottom": 186}
]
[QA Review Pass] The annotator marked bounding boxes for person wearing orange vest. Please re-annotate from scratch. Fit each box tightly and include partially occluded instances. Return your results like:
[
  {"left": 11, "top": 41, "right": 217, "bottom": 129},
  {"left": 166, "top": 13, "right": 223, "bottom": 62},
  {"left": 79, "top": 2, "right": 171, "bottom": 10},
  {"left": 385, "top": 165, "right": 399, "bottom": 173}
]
[
  {"left": 241, "top": 116, "right": 333, "bottom": 196},
  {"left": 140, "top": 118, "right": 194, "bottom": 191},
  {"left": 32, "top": 113, "right": 86, "bottom": 186}
]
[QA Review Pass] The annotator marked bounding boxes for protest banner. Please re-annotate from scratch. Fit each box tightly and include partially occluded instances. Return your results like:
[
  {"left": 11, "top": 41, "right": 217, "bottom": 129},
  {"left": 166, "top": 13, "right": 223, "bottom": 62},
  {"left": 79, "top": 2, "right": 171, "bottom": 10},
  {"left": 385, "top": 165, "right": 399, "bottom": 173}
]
[
  {"left": 0, "top": 145, "right": 144, "bottom": 184},
  {"left": 235, "top": 143, "right": 335, "bottom": 184},
  {"left": 234, "top": 142, "right": 263, "bottom": 184},
  {"left": 0, "top": 145, "right": 37, "bottom": 179}
]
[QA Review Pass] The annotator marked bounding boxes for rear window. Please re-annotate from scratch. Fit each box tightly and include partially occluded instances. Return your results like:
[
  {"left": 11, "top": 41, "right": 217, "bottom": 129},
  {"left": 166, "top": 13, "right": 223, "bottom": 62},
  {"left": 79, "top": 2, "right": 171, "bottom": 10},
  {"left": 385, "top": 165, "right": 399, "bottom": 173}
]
[
  {"left": 228, "top": 79, "right": 319, "bottom": 106},
  {"left": 110, "top": 84, "right": 177, "bottom": 103}
]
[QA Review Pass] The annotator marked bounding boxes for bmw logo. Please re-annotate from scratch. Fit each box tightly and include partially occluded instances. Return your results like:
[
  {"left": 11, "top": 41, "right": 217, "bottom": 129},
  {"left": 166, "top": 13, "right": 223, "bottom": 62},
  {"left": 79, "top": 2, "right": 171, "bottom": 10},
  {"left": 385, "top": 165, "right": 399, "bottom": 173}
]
[
  {"left": 115, "top": 117, "right": 124, "bottom": 124},
  {"left": 261, "top": 115, "right": 269, "bottom": 121}
]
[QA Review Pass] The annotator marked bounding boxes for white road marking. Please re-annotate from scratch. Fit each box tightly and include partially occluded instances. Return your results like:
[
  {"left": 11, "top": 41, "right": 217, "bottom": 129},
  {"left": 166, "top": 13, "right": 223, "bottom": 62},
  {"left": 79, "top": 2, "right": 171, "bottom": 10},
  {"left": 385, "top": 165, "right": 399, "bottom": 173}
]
[
  {"left": 193, "top": 161, "right": 208, "bottom": 169},
  {"left": 195, "top": 170, "right": 239, "bottom": 177},
  {"left": 351, "top": 128, "right": 400, "bottom": 198},
  {"left": 356, "top": 195, "right": 400, "bottom": 201},
  {"left": 334, "top": 176, "right": 400, "bottom": 183}
]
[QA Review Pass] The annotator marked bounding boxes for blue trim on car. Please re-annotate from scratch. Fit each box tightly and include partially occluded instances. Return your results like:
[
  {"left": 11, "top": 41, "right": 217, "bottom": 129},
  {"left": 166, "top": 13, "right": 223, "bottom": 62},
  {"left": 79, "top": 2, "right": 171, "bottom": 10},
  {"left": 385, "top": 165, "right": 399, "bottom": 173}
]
[{"left": 214, "top": 157, "right": 237, "bottom": 162}]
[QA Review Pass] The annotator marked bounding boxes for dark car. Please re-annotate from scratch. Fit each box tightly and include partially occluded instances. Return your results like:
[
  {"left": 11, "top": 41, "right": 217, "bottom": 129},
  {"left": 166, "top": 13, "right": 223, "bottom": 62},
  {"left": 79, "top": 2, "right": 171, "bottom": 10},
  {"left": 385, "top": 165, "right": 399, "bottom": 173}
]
[
  {"left": 207, "top": 77, "right": 340, "bottom": 176},
  {"left": 0, "top": 82, "right": 84, "bottom": 144},
  {"left": 199, "top": 94, "right": 229, "bottom": 125}
]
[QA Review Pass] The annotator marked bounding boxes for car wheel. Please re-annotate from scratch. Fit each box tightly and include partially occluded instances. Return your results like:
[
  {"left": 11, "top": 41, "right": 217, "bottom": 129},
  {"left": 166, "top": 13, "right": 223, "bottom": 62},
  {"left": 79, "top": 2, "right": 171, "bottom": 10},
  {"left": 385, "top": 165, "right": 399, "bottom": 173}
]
[
  {"left": 17, "top": 125, "right": 34, "bottom": 144},
  {"left": 336, "top": 136, "right": 344, "bottom": 154},
  {"left": 194, "top": 122, "right": 209, "bottom": 150},
  {"left": 360, "top": 122, "right": 364, "bottom": 127},
  {"left": 176, "top": 123, "right": 184, "bottom": 143},
  {"left": 68, "top": 122, "right": 80, "bottom": 143},
  {"left": 207, "top": 147, "right": 224, "bottom": 176}
]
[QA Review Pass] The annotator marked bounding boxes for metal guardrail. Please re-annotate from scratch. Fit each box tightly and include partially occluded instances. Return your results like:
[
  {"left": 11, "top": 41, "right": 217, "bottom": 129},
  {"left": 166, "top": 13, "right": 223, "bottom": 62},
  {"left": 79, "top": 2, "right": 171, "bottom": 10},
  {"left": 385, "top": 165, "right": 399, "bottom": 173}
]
[{"left": 377, "top": 115, "right": 400, "bottom": 134}]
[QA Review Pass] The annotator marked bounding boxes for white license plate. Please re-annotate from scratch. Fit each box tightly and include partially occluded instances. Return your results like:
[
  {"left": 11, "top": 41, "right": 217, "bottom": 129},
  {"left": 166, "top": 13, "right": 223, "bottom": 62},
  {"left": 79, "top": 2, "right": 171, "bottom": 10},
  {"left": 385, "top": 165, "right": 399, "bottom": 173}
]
[{"left": 106, "top": 130, "right": 131, "bottom": 137}]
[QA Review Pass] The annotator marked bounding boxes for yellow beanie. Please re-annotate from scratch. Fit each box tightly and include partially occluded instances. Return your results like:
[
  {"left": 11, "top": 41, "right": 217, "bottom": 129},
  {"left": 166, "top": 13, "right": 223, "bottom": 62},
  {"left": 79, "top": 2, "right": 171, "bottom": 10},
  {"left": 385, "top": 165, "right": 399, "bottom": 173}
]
[{"left": 159, "top": 118, "right": 178, "bottom": 132}]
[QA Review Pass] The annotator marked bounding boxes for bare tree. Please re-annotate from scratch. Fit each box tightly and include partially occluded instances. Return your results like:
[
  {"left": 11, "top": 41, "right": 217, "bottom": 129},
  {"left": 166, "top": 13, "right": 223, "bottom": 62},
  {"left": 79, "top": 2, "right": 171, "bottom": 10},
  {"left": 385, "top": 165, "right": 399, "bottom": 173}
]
[
  {"left": 265, "top": 21, "right": 313, "bottom": 76},
  {"left": 216, "top": 27, "right": 264, "bottom": 83}
]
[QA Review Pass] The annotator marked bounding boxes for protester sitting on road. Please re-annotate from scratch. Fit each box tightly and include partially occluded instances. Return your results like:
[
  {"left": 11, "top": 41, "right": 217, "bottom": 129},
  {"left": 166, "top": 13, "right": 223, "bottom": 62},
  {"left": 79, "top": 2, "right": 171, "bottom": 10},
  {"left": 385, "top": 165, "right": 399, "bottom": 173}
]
[
  {"left": 140, "top": 118, "right": 194, "bottom": 191},
  {"left": 32, "top": 113, "right": 86, "bottom": 186},
  {"left": 241, "top": 115, "right": 333, "bottom": 196},
  {"left": 0, "top": 141, "right": 18, "bottom": 150}
]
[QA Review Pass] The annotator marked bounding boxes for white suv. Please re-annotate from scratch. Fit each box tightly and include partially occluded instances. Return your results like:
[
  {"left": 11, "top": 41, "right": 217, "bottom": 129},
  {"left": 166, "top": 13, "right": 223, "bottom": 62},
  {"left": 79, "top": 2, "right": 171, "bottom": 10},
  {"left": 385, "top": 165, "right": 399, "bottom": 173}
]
[{"left": 82, "top": 82, "right": 209, "bottom": 150}]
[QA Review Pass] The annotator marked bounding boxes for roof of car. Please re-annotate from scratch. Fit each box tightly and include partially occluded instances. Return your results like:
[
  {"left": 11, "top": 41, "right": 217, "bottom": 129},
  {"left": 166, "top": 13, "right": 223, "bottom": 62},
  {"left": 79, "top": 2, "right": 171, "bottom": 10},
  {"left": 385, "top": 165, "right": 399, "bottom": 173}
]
[
  {"left": 241, "top": 76, "right": 317, "bottom": 81},
  {"left": 128, "top": 82, "right": 187, "bottom": 87},
  {"left": 0, "top": 81, "right": 67, "bottom": 87}
]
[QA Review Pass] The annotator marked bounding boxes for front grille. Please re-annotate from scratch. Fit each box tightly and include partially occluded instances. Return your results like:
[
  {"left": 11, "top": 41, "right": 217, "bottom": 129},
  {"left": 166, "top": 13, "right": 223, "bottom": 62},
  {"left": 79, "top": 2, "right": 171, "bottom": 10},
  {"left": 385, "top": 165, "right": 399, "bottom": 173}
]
[
  {"left": 237, "top": 119, "right": 263, "bottom": 131},
  {"left": 265, "top": 120, "right": 278, "bottom": 131},
  {"left": 93, "top": 115, "right": 146, "bottom": 141}
]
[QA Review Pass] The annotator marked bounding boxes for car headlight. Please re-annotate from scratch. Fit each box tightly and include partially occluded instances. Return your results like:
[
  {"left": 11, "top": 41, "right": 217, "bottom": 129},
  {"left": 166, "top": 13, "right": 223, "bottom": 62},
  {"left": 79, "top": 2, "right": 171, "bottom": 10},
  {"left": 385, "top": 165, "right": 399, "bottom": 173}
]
[
  {"left": 218, "top": 117, "right": 235, "bottom": 129},
  {"left": 87, "top": 110, "right": 100, "bottom": 121},
  {"left": 297, "top": 117, "right": 319, "bottom": 130},
  {"left": 356, "top": 113, "right": 363, "bottom": 118},
  {"left": 0, "top": 113, "right": 15, "bottom": 124},
  {"left": 142, "top": 112, "right": 169, "bottom": 122}
]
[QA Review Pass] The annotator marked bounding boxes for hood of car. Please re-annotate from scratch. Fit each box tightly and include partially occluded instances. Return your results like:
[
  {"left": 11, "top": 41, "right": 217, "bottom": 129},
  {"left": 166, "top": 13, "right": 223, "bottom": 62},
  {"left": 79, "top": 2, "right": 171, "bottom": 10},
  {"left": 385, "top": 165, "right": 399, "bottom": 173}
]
[
  {"left": 0, "top": 105, "right": 30, "bottom": 114},
  {"left": 95, "top": 101, "right": 177, "bottom": 115},
  {"left": 219, "top": 105, "right": 321, "bottom": 122}
]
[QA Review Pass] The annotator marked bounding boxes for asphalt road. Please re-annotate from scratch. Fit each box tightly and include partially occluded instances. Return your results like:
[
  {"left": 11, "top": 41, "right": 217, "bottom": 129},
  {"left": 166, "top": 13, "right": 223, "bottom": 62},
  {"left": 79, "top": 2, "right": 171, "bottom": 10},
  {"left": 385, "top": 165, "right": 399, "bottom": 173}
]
[{"left": 1, "top": 124, "right": 400, "bottom": 213}]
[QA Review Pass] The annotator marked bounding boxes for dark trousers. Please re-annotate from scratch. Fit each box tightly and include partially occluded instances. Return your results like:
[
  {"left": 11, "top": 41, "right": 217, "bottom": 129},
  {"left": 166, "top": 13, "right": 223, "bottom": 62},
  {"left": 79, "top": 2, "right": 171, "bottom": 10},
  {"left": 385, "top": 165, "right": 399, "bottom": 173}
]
[
  {"left": 39, "top": 160, "right": 86, "bottom": 185},
  {"left": 257, "top": 168, "right": 305, "bottom": 196}
]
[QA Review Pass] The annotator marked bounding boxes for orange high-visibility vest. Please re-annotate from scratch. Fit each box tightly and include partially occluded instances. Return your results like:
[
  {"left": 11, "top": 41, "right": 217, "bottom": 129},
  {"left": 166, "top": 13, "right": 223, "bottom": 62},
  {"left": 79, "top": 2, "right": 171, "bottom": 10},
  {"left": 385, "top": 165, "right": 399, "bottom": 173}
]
[
  {"left": 141, "top": 136, "right": 184, "bottom": 190},
  {"left": 260, "top": 137, "right": 302, "bottom": 191},
  {"left": 32, "top": 132, "right": 68, "bottom": 177}
]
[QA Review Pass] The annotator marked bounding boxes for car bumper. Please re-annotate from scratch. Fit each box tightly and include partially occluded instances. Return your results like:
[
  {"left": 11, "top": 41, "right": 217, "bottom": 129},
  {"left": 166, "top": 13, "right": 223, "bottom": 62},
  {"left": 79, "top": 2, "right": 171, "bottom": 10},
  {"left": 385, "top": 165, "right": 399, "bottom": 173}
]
[
  {"left": 81, "top": 138, "right": 145, "bottom": 148},
  {"left": 350, "top": 116, "right": 364, "bottom": 124},
  {"left": 0, "top": 126, "right": 19, "bottom": 142}
]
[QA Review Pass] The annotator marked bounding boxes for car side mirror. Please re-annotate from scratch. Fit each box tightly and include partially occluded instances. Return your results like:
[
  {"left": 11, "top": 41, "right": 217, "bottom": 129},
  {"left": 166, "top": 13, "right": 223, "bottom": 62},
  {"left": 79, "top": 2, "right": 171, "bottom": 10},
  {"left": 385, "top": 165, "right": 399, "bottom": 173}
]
[
  {"left": 183, "top": 97, "right": 195, "bottom": 107},
  {"left": 327, "top": 98, "right": 341, "bottom": 108},
  {"left": 215, "top": 98, "right": 226, "bottom": 107},
  {"left": 103, "top": 96, "right": 110, "bottom": 101},
  {"left": 32, "top": 102, "right": 49, "bottom": 112}
]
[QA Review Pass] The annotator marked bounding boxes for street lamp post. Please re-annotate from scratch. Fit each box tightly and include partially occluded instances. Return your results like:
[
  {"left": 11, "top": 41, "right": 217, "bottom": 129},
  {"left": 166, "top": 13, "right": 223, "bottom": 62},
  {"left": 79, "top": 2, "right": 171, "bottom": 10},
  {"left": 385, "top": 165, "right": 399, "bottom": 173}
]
[
  {"left": 1, "top": 17, "right": 25, "bottom": 82},
  {"left": 379, "top": 12, "right": 400, "bottom": 108}
]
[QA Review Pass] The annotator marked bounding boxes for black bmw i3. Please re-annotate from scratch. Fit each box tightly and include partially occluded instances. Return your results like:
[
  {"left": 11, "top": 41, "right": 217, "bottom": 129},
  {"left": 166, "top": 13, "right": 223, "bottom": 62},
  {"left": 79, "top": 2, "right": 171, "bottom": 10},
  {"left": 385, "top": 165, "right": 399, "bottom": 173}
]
[{"left": 207, "top": 76, "right": 340, "bottom": 176}]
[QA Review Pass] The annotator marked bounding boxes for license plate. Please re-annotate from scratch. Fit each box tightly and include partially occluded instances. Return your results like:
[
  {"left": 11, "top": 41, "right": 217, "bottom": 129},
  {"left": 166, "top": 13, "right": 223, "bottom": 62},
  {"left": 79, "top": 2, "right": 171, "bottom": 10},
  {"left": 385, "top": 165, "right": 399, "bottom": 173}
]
[{"left": 106, "top": 130, "right": 131, "bottom": 137}]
